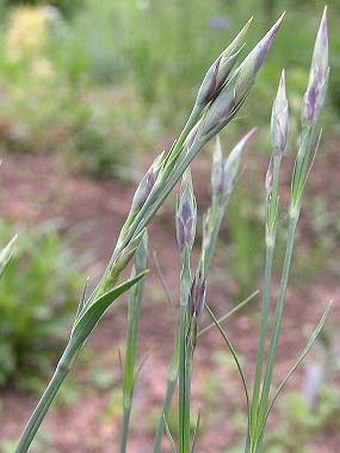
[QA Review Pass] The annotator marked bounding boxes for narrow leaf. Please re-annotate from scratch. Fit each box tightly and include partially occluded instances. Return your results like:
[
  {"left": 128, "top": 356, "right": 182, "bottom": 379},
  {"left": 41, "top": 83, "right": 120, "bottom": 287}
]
[
  {"left": 163, "top": 415, "right": 178, "bottom": 453},
  {"left": 75, "top": 277, "right": 90, "bottom": 320},
  {"left": 191, "top": 410, "right": 201, "bottom": 453},
  {"left": 205, "top": 303, "right": 249, "bottom": 409},
  {"left": 198, "top": 290, "right": 259, "bottom": 337},
  {"left": 263, "top": 303, "right": 332, "bottom": 427},
  {"left": 0, "top": 235, "right": 17, "bottom": 277},
  {"left": 71, "top": 271, "right": 148, "bottom": 346}
]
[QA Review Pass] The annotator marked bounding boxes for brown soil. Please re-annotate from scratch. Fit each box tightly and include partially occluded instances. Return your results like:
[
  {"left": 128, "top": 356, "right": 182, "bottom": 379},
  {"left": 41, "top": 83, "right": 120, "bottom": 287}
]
[{"left": 0, "top": 149, "right": 339, "bottom": 452}]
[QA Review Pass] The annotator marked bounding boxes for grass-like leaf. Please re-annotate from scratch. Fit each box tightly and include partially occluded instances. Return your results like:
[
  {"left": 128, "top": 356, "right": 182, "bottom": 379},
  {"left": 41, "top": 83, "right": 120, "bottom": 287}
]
[
  {"left": 262, "top": 303, "right": 332, "bottom": 427},
  {"left": 205, "top": 303, "right": 249, "bottom": 410},
  {"left": 71, "top": 270, "right": 148, "bottom": 347}
]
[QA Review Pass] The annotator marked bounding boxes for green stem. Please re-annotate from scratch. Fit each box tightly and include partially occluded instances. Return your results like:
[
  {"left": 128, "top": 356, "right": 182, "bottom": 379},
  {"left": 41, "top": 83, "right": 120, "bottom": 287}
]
[
  {"left": 249, "top": 153, "right": 281, "bottom": 447},
  {"left": 179, "top": 307, "right": 191, "bottom": 453},
  {"left": 258, "top": 205, "right": 300, "bottom": 434},
  {"left": 179, "top": 247, "right": 192, "bottom": 453},
  {"left": 250, "top": 243, "right": 274, "bottom": 431},
  {"left": 120, "top": 285, "right": 144, "bottom": 452},
  {"left": 16, "top": 341, "right": 79, "bottom": 453},
  {"left": 121, "top": 235, "right": 147, "bottom": 453},
  {"left": 153, "top": 335, "right": 179, "bottom": 453}
]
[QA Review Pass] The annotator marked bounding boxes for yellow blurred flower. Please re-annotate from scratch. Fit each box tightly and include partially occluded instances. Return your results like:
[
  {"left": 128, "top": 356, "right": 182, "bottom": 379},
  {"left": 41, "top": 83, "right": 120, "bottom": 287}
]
[
  {"left": 30, "top": 59, "right": 56, "bottom": 80},
  {"left": 6, "top": 6, "right": 50, "bottom": 63}
]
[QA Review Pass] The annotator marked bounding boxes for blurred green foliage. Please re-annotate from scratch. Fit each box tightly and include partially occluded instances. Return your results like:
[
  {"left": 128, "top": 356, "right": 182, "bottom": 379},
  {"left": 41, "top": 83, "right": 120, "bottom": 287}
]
[
  {"left": 0, "top": 222, "right": 82, "bottom": 390},
  {"left": 265, "top": 386, "right": 340, "bottom": 452},
  {"left": 1, "top": 0, "right": 82, "bottom": 18}
]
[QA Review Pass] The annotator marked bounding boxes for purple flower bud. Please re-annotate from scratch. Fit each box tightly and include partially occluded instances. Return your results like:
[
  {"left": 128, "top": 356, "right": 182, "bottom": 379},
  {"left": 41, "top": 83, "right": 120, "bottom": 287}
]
[
  {"left": 188, "top": 266, "right": 206, "bottom": 318},
  {"left": 222, "top": 128, "right": 256, "bottom": 197},
  {"left": 185, "top": 118, "right": 203, "bottom": 150},
  {"left": 211, "top": 136, "right": 225, "bottom": 198},
  {"left": 302, "top": 7, "right": 329, "bottom": 126},
  {"left": 271, "top": 70, "right": 289, "bottom": 153},
  {"left": 201, "top": 14, "right": 284, "bottom": 141},
  {"left": 130, "top": 151, "right": 164, "bottom": 213},
  {"left": 234, "top": 13, "right": 285, "bottom": 102},
  {"left": 176, "top": 171, "right": 197, "bottom": 250},
  {"left": 195, "top": 17, "right": 252, "bottom": 108}
]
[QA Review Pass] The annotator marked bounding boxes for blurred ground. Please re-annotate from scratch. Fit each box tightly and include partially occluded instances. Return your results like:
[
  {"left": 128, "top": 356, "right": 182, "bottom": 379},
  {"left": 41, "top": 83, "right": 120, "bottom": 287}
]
[{"left": 0, "top": 148, "right": 339, "bottom": 452}]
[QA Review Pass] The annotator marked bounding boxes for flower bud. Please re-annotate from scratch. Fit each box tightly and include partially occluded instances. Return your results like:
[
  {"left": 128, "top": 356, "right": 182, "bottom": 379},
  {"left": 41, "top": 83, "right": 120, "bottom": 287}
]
[
  {"left": 195, "top": 17, "right": 252, "bottom": 108},
  {"left": 211, "top": 129, "right": 255, "bottom": 204},
  {"left": 302, "top": 7, "right": 329, "bottom": 126},
  {"left": 201, "top": 13, "right": 284, "bottom": 141},
  {"left": 130, "top": 151, "right": 165, "bottom": 213},
  {"left": 211, "top": 136, "right": 225, "bottom": 199},
  {"left": 188, "top": 263, "right": 206, "bottom": 318},
  {"left": 271, "top": 69, "right": 289, "bottom": 153},
  {"left": 222, "top": 128, "right": 255, "bottom": 196},
  {"left": 176, "top": 171, "right": 197, "bottom": 250}
]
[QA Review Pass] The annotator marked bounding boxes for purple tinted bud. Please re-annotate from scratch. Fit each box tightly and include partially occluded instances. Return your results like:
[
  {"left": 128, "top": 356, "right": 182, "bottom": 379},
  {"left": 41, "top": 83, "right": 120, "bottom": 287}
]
[
  {"left": 185, "top": 118, "right": 203, "bottom": 149},
  {"left": 195, "top": 17, "right": 252, "bottom": 108},
  {"left": 271, "top": 70, "right": 289, "bottom": 153},
  {"left": 302, "top": 7, "right": 329, "bottom": 126},
  {"left": 302, "top": 68, "right": 328, "bottom": 125},
  {"left": 222, "top": 128, "right": 256, "bottom": 197},
  {"left": 189, "top": 267, "right": 206, "bottom": 317},
  {"left": 131, "top": 151, "right": 164, "bottom": 213},
  {"left": 201, "top": 15, "right": 284, "bottom": 141},
  {"left": 176, "top": 171, "right": 197, "bottom": 250},
  {"left": 211, "top": 136, "right": 225, "bottom": 198},
  {"left": 254, "top": 19, "right": 282, "bottom": 72},
  {"left": 234, "top": 13, "right": 285, "bottom": 101}
]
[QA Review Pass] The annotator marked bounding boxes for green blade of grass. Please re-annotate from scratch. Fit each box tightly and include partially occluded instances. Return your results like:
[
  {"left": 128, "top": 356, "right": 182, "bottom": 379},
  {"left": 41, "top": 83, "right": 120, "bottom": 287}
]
[
  {"left": 205, "top": 303, "right": 249, "bottom": 410},
  {"left": 262, "top": 303, "right": 332, "bottom": 428}
]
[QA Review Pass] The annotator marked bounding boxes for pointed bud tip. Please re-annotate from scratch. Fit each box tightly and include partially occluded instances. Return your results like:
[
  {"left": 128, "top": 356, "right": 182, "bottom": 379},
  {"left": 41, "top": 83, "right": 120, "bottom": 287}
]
[
  {"left": 270, "top": 11, "right": 285, "bottom": 34},
  {"left": 244, "top": 127, "right": 257, "bottom": 143},
  {"left": 278, "top": 68, "right": 287, "bottom": 96},
  {"left": 280, "top": 68, "right": 286, "bottom": 82},
  {"left": 243, "top": 15, "right": 254, "bottom": 32},
  {"left": 319, "top": 6, "right": 328, "bottom": 46}
]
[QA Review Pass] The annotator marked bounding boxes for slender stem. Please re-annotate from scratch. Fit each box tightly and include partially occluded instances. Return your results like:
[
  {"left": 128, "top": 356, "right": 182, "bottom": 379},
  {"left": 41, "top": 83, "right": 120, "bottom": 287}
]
[
  {"left": 120, "top": 284, "right": 144, "bottom": 452},
  {"left": 16, "top": 341, "right": 79, "bottom": 453},
  {"left": 153, "top": 336, "right": 179, "bottom": 453},
  {"left": 250, "top": 244, "right": 274, "bottom": 428},
  {"left": 121, "top": 234, "right": 148, "bottom": 453},
  {"left": 249, "top": 153, "right": 281, "bottom": 447},
  {"left": 179, "top": 247, "right": 192, "bottom": 453},
  {"left": 120, "top": 407, "right": 132, "bottom": 453},
  {"left": 179, "top": 306, "right": 191, "bottom": 453},
  {"left": 258, "top": 206, "right": 300, "bottom": 425}
]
